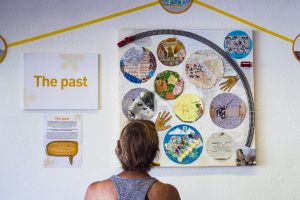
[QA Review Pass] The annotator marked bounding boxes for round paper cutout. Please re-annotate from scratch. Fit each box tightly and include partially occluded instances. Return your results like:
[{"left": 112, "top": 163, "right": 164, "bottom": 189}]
[
  {"left": 164, "top": 124, "right": 203, "bottom": 164},
  {"left": 210, "top": 93, "right": 246, "bottom": 129},
  {"left": 185, "top": 50, "right": 224, "bottom": 89},
  {"left": 157, "top": 38, "right": 186, "bottom": 66},
  {"left": 0, "top": 35, "right": 8, "bottom": 64},
  {"left": 292, "top": 34, "right": 300, "bottom": 62},
  {"left": 159, "top": 0, "right": 193, "bottom": 14},
  {"left": 206, "top": 132, "right": 234, "bottom": 160},
  {"left": 154, "top": 70, "right": 184, "bottom": 100},
  {"left": 122, "top": 88, "right": 157, "bottom": 120},
  {"left": 173, "top": 94, "right": 204, "bottom": 122},
  {"left": 120, "top": 47, "right": 156, "bottom": 83},
  {"left": 224, "top": 30, "right": 252, "bottom": 59}
]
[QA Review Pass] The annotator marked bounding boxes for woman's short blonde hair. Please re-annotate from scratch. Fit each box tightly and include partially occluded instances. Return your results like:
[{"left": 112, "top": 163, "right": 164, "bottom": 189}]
[{"left": 115, "top": 120, "right": 159, "bottom": 172}]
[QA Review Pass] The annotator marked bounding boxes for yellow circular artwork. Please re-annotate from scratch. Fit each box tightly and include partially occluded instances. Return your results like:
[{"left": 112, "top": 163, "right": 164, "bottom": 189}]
[{"left": 173, "top": 94, "right": 204, "bottom": 122}]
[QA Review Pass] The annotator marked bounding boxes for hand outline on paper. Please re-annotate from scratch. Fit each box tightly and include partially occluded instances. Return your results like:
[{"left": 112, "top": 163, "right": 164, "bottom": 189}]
[
  {"left": 219, "top": 75, "right": 239, "bottom": 92},
  {"left": 155, "top": 111, "right": 172, "bottom": 131}
]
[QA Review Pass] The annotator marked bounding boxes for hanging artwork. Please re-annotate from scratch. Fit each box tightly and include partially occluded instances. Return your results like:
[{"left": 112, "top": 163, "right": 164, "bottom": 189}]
[
  {"left": 292, "top": 34, "right": 300, "bottom": 62},
  {"left": 154, "top": 70, "right": 184, "bottom": 100},
  {"left": 185, "top": 50, "right": 224, "bottom": 89},
  {"left": 122, "top": 88, "right": 157, "bottom": 120},
  {"left": 0, "top": 35, "right": 7, "bottom": 64},
  {"left": 120, "top": 47, "right": 156, "bottom": 83},
  {"left": 119, "top": 29, "right": 255, "bottom": 167},
  {"left": 164, "top": 124, "right": 203, "bottom": 164},
  {"left": 159, "top": 0, "right": 193, "bottom": 14},
  {"left": 157, "top": 38, "right": 186, "bottom": 66}
]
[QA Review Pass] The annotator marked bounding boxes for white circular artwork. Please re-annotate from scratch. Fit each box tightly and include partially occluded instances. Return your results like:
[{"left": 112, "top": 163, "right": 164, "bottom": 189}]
[
  {"left": 206, "top": 132, "right": 234, "bottom": 160},
  {"left": 185, "top": 50, "right": 224, "bottom": 89}
]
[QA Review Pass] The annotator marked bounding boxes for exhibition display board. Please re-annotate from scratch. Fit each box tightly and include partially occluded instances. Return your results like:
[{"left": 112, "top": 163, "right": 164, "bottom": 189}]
[{"left": 119, "top": 29, "right": 255, "bottom": 167}]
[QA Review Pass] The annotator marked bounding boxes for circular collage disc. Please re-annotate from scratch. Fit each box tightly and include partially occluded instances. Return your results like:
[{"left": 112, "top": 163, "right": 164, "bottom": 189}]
[
  {"left": 185, "top": 50, "right": 224, "bottom": 89},
  {"left": 292, "top": 34, "right": 300, "bottom": 62},
  {"left": 122, "top": 88, "right": 157, "bottom": 120},
  {"left": 159, "top": 0, "right": 193, "bottom": 14},
  {"left": 210, "top": 93, "right": 246, "bottom": 129},
  {"left": 206, "top": 132, "right": 234, "bottom": 160},
  {"left": 224, "top": 30, "right": 252, "bottom": 59},
  {"left": 120, "top": 47, "right": 156, "bottom": 83},
  {"left": 0, "top": 35, "right": 8, "bottom": 64},
  {"left": 173, "top": 94, "right": 204, "bottom": 122},
  {"left": 157, "top": 38, "right": 186, "bottom": 66},
  {"left": 164, "top": 124, "right": 203, "bottom": 164},
  {"left": 154, "top": 70, "right": 184, "bottom": 100}
]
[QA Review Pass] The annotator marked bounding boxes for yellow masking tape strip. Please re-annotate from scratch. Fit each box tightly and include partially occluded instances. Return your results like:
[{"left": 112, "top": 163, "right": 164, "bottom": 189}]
[
  {"left": 7, "top": 0, "right": 293, "bottom": 47},
  {"left": 7, "top": 1, "right": 159, "bottom": 47},
  {"left": 194, "top": 0, "right": 294, "bottom": 43}
]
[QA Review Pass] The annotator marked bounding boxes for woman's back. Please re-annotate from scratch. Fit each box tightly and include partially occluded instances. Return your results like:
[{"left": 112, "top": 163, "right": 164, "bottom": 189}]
[
  {"left": 85, "top": 172, "right": 180, "bottom": 200},
  {"left": 110, "top": 175, "right": 157, "bottom": 200},
  {"left": 85, "top": 120, "right": 180, "bottom": 200}
]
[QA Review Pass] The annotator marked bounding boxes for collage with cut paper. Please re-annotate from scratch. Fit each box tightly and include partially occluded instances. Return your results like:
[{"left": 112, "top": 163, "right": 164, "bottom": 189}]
[{"left": 119, "top": 29, "right": 255, "bottom": 167}]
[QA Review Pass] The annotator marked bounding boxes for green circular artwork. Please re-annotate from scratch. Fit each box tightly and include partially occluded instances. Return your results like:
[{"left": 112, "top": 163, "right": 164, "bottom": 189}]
[{"left": 154, "top": 70, "right": 184, "bottom": 100}]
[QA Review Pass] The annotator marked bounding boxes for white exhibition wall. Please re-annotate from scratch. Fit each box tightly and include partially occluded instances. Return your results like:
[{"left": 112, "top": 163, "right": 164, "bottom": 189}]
[{"left": 0, "top": 0, "right": 300, "bottom": 199}]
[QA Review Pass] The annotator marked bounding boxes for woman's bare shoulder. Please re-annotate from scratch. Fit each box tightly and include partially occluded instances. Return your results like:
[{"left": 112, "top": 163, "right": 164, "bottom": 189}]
[
  {"left": 84, "top": 179, "right": 117, "bottom": 200},
  {"left": 148, "top": 181, "right": 180, "bottom": 200}
]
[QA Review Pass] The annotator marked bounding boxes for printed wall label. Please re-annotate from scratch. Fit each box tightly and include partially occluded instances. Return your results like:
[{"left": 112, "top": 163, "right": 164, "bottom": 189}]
[{"left": 24, "top": 53, "right": 99, "bottom": 110}]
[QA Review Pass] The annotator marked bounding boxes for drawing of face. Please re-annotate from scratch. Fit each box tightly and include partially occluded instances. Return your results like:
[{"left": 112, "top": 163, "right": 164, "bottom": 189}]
[{"left": 127, "top": 91, "right": 155, "bottom": 120}]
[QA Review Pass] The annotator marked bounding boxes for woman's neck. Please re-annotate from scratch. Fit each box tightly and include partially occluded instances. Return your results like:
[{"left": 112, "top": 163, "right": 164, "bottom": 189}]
[{"left": 118, "top": 170, "right": 151, "bottom": 178}]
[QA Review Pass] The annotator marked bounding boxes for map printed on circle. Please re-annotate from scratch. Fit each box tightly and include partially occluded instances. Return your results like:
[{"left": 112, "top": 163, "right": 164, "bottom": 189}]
[
  {"left": 164, "top": 124, "right": 203, "bottom": 164},
  {"left": 155, "top": 70, "right": 184, "bottom": 100},
  {"left": 0, "top": 35, "right": 8, "bottom": 63},
  {"left": 122, "top": 88, "right": 157, "bottom": 120},
  {"left": 120, "top": 47, "right": 156, "bottom": 83},
  {"left": 185, "top": 50, "right": 224, "bottom": 89},
  {"left": 173, "top": 94, "right": 204, "bottom": 122},
  {"left": 159, "top": 0, "right": 193, "bottom": 14},
  {"left": 206, "top": 132, "right": 234, "bottom": 160},
  {"left": 157, "top": 38, "right": 186, "bottom": 66},
  {"left": 224, "top": 30, "right": 253, "bottom": 59},
  {"left": 210, "top": 93, "right": 246, "bottom": 129}
]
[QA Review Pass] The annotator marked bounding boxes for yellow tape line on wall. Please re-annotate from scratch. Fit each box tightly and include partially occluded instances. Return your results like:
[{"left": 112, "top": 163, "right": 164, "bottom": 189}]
[
  {"left": 7, "top": 1, "right": 159, "bottom": 47},
  {"left": 7, "top": 0, "right": 293, "bottom": 48},
  {"left": 194, "top": 0, "right": 293, "bottom": 43}
]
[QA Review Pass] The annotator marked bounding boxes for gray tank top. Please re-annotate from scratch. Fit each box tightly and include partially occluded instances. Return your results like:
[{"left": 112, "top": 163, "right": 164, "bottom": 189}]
[{"left": 110, "top": 175, "right": 158, "bottom": 200}]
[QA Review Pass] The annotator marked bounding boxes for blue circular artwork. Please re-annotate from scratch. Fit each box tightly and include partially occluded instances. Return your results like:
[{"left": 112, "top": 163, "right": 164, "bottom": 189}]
[
  {"left": 163, "top": 124, "right": 203, "bottom": 164},
  {"left": 120, "top": 47, "right": 156, "bottom": 83},
  {"left": 224, "top": 30, "right": 252, "bottom": 59}
]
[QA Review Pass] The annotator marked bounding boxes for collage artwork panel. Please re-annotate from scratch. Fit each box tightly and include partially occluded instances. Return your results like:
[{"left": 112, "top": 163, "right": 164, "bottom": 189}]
[{"left": 119, "top": 29, "right": 255, "bottom": 167}]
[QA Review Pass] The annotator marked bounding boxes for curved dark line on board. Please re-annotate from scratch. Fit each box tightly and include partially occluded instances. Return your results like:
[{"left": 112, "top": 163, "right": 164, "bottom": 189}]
[{"left": 118, "top": 29, "right": 255, "bottom": 147}]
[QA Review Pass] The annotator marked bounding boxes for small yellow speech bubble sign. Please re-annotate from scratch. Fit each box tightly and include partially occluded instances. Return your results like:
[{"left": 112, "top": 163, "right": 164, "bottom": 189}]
[{"left": 46, "top": 141, "right": 78, "bottom": 165}]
